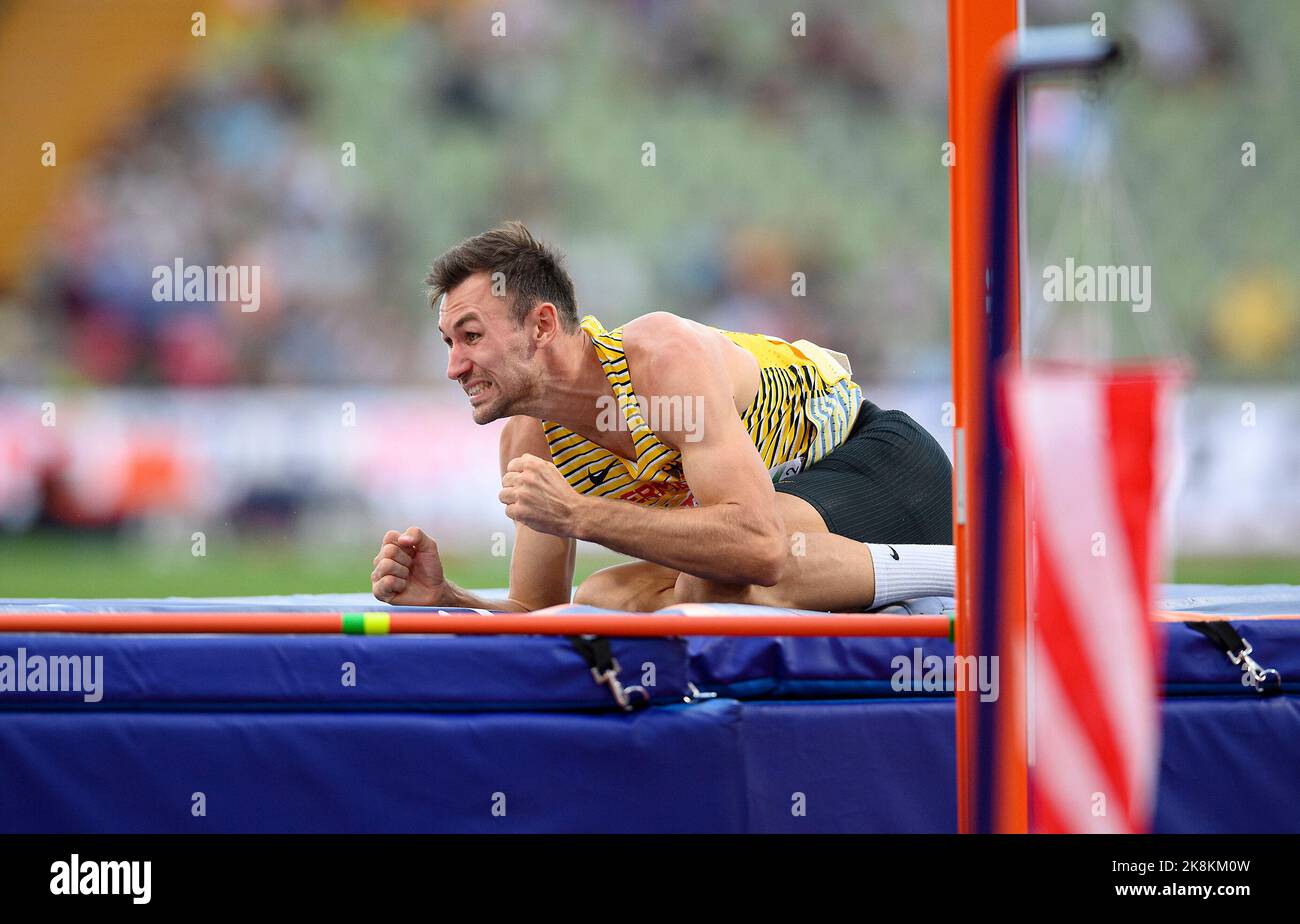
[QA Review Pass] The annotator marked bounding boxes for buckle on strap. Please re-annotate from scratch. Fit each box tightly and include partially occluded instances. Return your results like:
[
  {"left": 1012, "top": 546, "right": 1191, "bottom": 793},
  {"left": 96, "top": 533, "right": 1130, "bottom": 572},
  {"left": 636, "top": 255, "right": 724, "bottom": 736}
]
[
  {"left": 588, "top": 659, "right": 649, "bottom": 712},
  {"left": 568, "top": 635, "right": 649, "bottom": 712},
  {"left": 1225, "top": 638, "right": 1283, "bottom": 694},
  {"left": 684, "top": 682, "right": 718, "bottom": 704},
  {"left": 1186, "top": 620, "right": 1283, "bottom": 694}
]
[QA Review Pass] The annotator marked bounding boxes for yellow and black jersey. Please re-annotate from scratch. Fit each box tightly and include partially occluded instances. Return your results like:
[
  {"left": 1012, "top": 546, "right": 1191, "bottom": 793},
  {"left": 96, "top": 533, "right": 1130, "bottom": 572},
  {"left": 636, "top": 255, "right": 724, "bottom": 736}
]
[{"left": 542, "top": 315, "right": 864, "bottom": 508}]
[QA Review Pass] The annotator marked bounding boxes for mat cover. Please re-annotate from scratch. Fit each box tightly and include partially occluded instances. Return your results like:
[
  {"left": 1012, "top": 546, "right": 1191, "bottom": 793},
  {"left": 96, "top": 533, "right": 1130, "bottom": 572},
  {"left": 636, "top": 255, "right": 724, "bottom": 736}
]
[{"left": 1, "top": 585, "right": 1295, "bottom": 832}]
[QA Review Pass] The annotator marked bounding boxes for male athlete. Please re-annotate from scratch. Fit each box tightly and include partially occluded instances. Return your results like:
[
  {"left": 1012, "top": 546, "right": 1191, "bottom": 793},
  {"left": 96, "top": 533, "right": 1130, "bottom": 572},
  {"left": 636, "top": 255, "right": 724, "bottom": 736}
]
[{"left": 371, "top": 222, "right": 954, "bottom": 613}]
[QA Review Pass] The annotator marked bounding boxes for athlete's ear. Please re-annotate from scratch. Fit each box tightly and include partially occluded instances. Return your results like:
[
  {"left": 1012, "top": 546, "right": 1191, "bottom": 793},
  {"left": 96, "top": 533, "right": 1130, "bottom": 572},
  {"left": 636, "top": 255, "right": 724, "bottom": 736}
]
[{"left": 530, "top": 301, "right": 561, "bottom": 347}]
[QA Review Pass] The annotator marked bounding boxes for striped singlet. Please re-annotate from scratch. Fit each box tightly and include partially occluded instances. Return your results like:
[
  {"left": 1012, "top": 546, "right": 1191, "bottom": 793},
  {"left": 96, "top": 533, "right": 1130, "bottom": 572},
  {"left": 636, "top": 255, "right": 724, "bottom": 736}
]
[{"left": 542, "top": 315, "right": 864, "bottom": 508}]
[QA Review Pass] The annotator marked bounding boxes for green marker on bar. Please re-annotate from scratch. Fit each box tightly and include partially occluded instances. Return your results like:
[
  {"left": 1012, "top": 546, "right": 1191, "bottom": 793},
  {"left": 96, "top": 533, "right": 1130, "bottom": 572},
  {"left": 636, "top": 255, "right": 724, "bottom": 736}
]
[{"left": 342, "top": 612, "right": 391, "bottom": 635}]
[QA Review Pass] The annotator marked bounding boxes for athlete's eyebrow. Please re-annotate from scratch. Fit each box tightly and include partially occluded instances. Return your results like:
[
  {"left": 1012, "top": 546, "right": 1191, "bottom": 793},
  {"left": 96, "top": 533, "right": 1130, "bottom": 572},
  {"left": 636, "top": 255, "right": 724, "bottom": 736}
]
[{"left": 437, "top": 312, "right": 482, "bottom": 338}]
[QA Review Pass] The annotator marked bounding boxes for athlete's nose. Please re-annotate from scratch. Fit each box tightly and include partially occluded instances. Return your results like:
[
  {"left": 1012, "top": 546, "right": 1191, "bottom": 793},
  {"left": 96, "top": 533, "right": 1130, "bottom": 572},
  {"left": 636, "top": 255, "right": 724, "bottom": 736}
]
[{"left": 446, "top": 342, "right": 472, "bottom": 382}]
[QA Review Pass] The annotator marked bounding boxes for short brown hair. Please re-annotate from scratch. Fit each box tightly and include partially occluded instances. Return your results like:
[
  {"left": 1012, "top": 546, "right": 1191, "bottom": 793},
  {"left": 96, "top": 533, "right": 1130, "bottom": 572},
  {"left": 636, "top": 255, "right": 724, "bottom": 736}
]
[{"left": 426, "top": 221, "right": 579, "bottom": 331}]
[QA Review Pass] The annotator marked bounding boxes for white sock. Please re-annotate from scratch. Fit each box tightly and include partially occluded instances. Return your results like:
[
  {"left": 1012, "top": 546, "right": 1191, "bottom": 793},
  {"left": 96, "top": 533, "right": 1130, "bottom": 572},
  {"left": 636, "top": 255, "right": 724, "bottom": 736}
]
[{"left": 865, "top": 543, "right": 955, "bottom": 609}]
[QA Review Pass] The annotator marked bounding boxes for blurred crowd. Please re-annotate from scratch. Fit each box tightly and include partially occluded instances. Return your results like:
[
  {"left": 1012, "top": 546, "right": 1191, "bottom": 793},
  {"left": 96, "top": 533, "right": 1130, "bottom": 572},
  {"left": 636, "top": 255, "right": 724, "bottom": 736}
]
[
  {"left": 0, "top": 0, "right": 1295, "bottom": 389},
  {"left": 7, "top": 66, "right": 399, "bottom": 387}
]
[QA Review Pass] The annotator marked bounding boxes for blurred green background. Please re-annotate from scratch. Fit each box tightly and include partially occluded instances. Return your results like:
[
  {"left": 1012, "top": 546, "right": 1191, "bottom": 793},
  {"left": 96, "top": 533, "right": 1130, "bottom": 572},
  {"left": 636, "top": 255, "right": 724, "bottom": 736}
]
[{"left": 3, "top": 533, "right": 1294, "bottom": 598}]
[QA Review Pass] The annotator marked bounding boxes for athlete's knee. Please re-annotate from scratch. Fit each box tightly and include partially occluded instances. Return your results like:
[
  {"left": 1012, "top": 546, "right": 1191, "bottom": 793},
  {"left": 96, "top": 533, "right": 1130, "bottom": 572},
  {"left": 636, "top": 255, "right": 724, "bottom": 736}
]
[
  {"left": 574, "top": 562, "right": 676, "bottom": 611},
  {"left": 573, "top": 567, "right": 630, "bottom": 608},
  {"left": 672, "top": 572, "right": 757, "bottom": 605}
]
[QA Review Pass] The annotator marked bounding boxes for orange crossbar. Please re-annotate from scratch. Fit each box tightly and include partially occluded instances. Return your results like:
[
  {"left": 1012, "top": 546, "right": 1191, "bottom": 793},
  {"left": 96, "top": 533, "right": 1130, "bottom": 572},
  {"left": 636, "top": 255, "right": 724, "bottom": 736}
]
[
  {"left": 0, "top": 611, "right": 954, "bottom": 638},
  {"left": 2, "top": 609, "right": 1270, "bottom": 636},
  {"left": 1153, "top": 611, "right": 1300, "bottom": 623}
]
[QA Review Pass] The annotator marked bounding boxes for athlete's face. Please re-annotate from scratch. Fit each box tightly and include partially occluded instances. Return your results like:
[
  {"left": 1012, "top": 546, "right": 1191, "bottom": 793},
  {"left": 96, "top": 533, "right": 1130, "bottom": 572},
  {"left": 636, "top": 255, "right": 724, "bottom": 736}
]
[{"left": 439, "top": 272, "right": 538, "bottom": 424}]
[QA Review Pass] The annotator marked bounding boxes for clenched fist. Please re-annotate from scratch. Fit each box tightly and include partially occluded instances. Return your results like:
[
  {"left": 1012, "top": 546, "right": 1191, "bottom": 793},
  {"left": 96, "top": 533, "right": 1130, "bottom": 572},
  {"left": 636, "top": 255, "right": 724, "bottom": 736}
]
[
  {"left": 371, "top": 526, "right": 449, "bottom": 606},
  {"left": 499, "top": 453, "right": 587, "bottom": 537}
]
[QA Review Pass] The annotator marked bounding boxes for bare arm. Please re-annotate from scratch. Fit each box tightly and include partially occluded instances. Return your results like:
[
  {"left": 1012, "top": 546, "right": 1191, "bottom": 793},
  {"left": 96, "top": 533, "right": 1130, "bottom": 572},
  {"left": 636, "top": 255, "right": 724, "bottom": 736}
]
[
  {"left": 501, "top": 313, "right": 786, "bottom": 585},
  {"left": 498, "top": 417, "right": 577, "bottom": 610},
  {"left": 575, "top": 314, "right": 785, "bottom": 584},
  {"left": 372, "top": 416, "right": 575, "bottom": 611}
]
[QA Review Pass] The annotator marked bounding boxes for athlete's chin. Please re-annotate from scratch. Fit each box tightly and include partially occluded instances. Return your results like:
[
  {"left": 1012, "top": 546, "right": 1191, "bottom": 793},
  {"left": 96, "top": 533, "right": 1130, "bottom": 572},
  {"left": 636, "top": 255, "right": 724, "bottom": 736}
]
[{"left": 470, "top": 397, "right": 507, "bottom": 425}]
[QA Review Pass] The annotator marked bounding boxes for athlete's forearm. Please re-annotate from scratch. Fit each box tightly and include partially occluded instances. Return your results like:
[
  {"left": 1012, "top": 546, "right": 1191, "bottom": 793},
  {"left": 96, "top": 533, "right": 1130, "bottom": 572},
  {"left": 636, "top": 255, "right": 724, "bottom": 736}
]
[
  {"left": 573, "top": 496, "right": 785, "bottom": 585},
  {"left": 441, "top": 581, "right": 535, "bottom": 613}
]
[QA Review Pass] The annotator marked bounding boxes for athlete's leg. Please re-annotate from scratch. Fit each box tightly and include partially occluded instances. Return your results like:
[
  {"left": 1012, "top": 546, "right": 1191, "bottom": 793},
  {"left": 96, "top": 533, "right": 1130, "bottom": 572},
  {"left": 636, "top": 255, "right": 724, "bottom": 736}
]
[
  {"left": 675, "top": 409, "right": 956, "bottom": 610},
  {"left": 582, "top": 404, "right": 957, "bottom": 613},
  {"left": 673, "top": 529, "right": 879, "bottom": 610},
  {"left": 573, "top": 559, "right": 681, "bottom": 611},
  {"left": 572, "top": 492, "right": 828, "bottom": 611},
  {"left": 671, "top": 492, "right": 878, "bottom": 609}
]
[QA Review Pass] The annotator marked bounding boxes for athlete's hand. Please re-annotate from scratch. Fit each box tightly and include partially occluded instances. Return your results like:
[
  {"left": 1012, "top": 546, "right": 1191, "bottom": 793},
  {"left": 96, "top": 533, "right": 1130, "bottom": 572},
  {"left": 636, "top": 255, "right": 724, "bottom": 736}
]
[
  {"left": 371, "top": 527, "right": 449, "bottom": 606},
  {"left": 500, "top": 454, "right": 586, "bottom": 538}
]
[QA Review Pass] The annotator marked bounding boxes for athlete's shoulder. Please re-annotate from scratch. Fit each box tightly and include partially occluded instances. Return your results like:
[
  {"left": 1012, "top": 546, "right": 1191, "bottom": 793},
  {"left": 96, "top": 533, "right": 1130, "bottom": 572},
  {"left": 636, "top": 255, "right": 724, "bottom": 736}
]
[
  {"left": 621, "top": 312, "right": 737, "bottom": 421},
  {"left": 623, "top": 310, "right": 693, "bottom": 341},
  {"left": 621, "top": 311, "right": 711, "bottom": 367}
]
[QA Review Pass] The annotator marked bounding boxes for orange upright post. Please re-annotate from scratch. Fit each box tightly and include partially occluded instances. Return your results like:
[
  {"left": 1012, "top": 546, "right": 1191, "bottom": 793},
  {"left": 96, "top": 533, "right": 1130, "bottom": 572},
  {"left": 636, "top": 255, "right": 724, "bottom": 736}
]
[{"left": 946, "top": 0, "right": 1028, "bottom": 833}]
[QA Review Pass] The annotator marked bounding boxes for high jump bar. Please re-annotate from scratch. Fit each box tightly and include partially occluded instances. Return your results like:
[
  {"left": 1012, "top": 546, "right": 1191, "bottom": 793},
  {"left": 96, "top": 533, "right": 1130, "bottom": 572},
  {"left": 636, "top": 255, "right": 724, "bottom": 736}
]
[
  {"left": 0, "top": 611, "right": 954, "bottom": 639},
  {"left": 0, "top": 611, "right": 1249, "bottom": 636}
]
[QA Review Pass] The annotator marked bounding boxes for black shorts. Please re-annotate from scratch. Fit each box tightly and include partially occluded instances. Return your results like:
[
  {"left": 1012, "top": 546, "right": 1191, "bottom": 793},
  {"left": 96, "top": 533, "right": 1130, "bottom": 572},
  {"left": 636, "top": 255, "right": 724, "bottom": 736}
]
[{"left": 775, "top": 401, "right": 954, "bottom": 544}]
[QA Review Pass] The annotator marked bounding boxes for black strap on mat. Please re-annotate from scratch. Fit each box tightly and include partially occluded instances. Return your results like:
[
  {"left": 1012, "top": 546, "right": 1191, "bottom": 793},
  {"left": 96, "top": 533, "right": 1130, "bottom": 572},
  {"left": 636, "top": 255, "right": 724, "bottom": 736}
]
[
  {"left": 1185, "top": 620, "right": 1282, "bottom": 694},
  {"left": 567, "top": 635, "right": 649, "bottom": 711}
]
